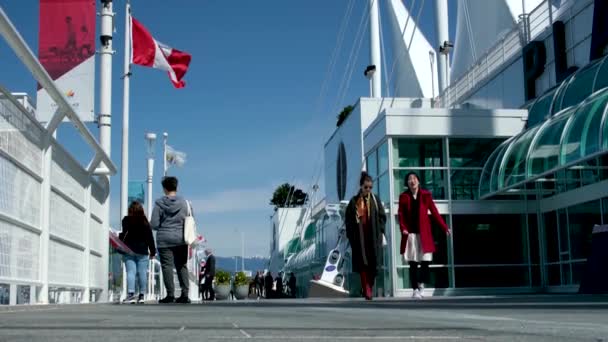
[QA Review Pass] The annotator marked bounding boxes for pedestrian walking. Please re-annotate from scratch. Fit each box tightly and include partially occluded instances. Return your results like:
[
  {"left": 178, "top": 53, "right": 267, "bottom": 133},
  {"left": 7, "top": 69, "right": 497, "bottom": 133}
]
[
  {"left": 288, "top": 272, "right": 297, "bottom": 298},
  {"left": 264, "top": 271, "right": 274, "bottom": 299},
  {"left": 120, "top": 201, "right": 156, "bottom": 304},
  {"left": 151, "top": 176, "right": 191, "bottom": 304},
  {"left": 256, "top": 271, "right": 264, "bottom": 298},
  {"left": 345, "top": 171, "right": 387, "bottom": 301},
  {"left": 398, "top": 172, "right": 451, "bottom": 299},
  {"left": 202, "top": 248, "right": 216, "bottom": 301}
]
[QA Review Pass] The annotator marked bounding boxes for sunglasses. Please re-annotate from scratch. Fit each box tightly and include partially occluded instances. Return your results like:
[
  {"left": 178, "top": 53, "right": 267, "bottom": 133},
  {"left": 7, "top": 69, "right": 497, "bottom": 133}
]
[{"left": 363, "top": 185, "right": 373, "bottom": 190}]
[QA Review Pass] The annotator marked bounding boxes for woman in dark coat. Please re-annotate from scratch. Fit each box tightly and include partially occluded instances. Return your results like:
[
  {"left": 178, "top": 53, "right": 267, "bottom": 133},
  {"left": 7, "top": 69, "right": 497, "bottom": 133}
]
[
  {"left": 345, "top": 171, "right": 387, "bottom": 300},
  {"left": 119, "top": 201, "right": 156, "bottom": 304},
  {"left": 398, "top": 172, "right": 450, "bottom": 299}
]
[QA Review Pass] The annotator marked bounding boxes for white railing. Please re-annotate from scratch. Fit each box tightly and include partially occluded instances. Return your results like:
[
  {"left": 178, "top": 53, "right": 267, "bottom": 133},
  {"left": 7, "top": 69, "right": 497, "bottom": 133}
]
[
  {"left": 0, "top": 88, "right": 112, "bottom": 305},
  {"left": 439, "top": 0, "right": 590, "bottom": 108}
]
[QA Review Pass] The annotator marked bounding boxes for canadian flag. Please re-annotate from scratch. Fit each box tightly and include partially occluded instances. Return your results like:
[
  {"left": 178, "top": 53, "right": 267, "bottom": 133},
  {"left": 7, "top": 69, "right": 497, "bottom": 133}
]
[{"left": 130, "top": 16, "right": 192, "bottom": 88}]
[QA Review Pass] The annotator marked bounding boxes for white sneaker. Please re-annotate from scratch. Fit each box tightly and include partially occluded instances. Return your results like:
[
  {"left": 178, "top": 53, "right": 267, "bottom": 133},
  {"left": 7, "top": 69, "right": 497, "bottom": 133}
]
[
  {"left": 418, "top": 284, "right": 425, "bottom": 298},
  {"left": 412, "top": 289, "right": 422, "bottom": 299}
]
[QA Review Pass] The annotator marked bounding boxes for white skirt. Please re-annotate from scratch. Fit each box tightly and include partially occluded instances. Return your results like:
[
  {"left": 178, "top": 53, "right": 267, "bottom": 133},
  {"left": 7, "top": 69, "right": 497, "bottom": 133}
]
[{"left": 402, "top": 233, "right": 433, "bottom": 263}]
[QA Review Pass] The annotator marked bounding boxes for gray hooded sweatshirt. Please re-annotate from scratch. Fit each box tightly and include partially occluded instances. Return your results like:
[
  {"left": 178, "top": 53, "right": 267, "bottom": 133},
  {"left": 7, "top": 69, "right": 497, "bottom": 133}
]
[{"left": 150, "top": 195, "right": 189, "bottom": 248}]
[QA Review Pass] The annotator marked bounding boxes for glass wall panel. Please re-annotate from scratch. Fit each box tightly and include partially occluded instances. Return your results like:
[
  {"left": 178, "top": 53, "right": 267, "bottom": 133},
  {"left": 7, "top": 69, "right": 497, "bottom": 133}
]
[
  {"left": 561, "top": 61, "right": 601, "bottom": 109},
  {"left": 455, "top": 266, "right": 529, "bottom": 287},
  {"left": 452, "top": 215, "right": 527, "bottom": 264},
  {"left": 16, "top": 285, "right": 30, "bottom": 305},
  {"left": 572, "top": 261, "right": 587, "bottom": 285},
  {"left": 393, "top": 139, "right": 443, "bottom": 168},
  {"left": 547, "top": 264, "right": 562, "bottom": 286},
  {"left": 528, "top": 88, "right": 557, "bottom": 128},
  {"left": 449, "top": 139, "right": 505, "bottom": 168},
  {"left": 451, "top": 169, "right": 482, "bottom": 200},
  {"left": 558, "top": 208, "right": 569, "bottom": 256},
  {"left": 378, "top": 173, "right": 390, "bottom": 208},
  {"left": 527, "top": 109, "right": 574, "bottom": 177},
  {"left": 396, "top": 267, "right": 449, "bottom": 289},
  {"left": 544, "top": 211, "right": 559, "bottom": 263},
  {"left": 568, "top": 200, "right": 601, "bottom": 260},
  {"left": 603, "top": 198, "right": 608, "bottom": 225},
  {"left": 528, "top": 214, "right": 540, "bottom": 265},
  {"left": 560, "top": 90, "right": 608, "bottom": 164},
  {"left": 378, "top": 142, "right": 389, "bottom": 175},
  {"left": 0, "top": 284, "right": 8, "bottom": 305},
  {"left": 393, "top": 169, "right": 446, "bottom": 201},
  {"left": 593, "top": 56, "right": 608, "bottom": 91},
  {"left": 502, "top": 126, "right": 540, "bottom": 187},
  {"left": 367, "top": 151, "right": 378, "bottom": 179}
]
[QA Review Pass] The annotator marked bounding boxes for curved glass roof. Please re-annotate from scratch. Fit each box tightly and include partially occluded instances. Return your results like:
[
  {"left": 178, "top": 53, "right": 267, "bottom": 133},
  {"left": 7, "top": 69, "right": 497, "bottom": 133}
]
[
  {"left": 480, "top": 84, "right": 608, "bottom": 198},
  {"left": 285, "top": 237, "right": 301, "bottom": 255}
]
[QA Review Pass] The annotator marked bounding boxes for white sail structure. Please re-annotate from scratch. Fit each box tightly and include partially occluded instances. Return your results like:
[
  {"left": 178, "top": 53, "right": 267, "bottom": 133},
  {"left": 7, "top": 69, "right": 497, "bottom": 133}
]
[{"left": 386, "top": 0, "right": 439, "bottom": 99}]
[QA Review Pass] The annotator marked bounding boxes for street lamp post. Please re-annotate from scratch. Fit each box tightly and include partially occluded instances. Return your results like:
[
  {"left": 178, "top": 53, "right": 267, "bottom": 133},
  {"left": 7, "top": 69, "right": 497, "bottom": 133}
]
[{"left": 145, "top": 132, "right": 156, "bottom": 300}]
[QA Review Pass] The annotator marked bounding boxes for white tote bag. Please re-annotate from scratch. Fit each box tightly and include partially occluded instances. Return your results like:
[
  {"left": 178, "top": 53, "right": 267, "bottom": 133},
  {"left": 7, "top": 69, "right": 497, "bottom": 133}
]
[{"left": 184, "top": 200, "right": 197, "bottom": 246}]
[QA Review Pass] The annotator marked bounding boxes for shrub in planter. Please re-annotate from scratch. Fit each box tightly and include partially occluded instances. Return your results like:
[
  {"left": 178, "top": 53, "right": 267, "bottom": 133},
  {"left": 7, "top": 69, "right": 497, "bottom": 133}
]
[
  {"left": 215, "top": 270, "right": 231, "bottom": 300},
  {"left": 234, "top": 271, "right": 250, "bottom": 299}
]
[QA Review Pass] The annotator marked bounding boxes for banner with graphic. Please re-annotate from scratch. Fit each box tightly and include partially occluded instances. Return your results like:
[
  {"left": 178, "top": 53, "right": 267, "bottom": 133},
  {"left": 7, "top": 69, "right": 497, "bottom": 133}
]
[
  {"left": 128, "top": 181, "right": 146, "bottom": 205},
  {"left": 37, "top": 0, "right": 96, "bottom": 123}
]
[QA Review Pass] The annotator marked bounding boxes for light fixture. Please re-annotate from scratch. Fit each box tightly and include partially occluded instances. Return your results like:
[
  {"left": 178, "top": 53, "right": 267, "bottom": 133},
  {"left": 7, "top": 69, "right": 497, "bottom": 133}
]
[{"left": 145, "top": 132, "right": 157, "bottom": 158}]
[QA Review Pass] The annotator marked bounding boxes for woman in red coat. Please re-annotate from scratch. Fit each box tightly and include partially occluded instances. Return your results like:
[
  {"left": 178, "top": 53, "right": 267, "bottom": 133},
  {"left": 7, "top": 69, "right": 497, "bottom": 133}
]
[{"left": 398, "top": 172, "right": 450, "bottom": 298}]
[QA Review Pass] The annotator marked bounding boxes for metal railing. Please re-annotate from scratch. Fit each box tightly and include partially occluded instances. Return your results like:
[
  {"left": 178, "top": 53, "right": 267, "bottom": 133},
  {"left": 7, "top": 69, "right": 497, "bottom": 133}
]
[
  {"left": 0, "top": 7, "right": 116, "bottom": 305},
  {"left": 439, "top": 0, "right": 591, "bottom": 108}
]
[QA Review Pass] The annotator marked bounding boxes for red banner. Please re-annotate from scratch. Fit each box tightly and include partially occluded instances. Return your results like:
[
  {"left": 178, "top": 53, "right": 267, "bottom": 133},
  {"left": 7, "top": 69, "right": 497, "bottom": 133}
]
[{"left": 37, "top": 0, "right": 96, "bottom": 122}]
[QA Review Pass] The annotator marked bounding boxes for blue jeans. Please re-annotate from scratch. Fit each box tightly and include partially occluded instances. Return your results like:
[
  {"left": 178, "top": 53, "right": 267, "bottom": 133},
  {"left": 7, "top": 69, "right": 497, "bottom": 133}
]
[{"left": 124, "top": 254, "right": 149, "bottom": 295}]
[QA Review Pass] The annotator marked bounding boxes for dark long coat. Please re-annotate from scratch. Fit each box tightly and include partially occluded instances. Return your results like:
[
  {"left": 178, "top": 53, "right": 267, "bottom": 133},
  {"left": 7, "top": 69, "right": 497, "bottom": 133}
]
[{"left": 345, "top": 192, "right": 387, "bottom": 274}]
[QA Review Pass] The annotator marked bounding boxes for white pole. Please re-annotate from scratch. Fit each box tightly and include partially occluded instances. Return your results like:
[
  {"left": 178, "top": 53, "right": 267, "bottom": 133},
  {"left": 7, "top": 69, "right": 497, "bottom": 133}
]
[
  {"left": 241, "top": 232, "right": 245, "bottom": 271},
  {"left": 99, "top": 0, "right": 113, "bottom": 159},
  {"left": 163, "top": 132, "right": 168, "bottom": 176},
  {"left": 120, "top": 1, "right": 132, "bottom": 221},
  {"left": 369, "top": 0, "right": 382, "bottom": 98},
  {"left": 434, "top": 0, "right": 449, "bottom": 94}
]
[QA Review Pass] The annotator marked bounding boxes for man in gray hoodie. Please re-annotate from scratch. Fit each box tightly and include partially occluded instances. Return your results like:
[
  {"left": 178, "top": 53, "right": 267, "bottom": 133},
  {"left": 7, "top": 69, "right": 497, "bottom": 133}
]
[{"left": 150, "top": 176, "right": 191, "bottom": 304}]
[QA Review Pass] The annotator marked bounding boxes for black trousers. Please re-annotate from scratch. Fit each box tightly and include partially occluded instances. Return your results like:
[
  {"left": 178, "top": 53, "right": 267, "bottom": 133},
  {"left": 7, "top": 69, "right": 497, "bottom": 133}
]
[
  {"left": 408, "top": 261, "right": 430, "bottom": 290},
  {"left": 202, "top": 276, "right": 215, "bottom": 300},
  {"left": 158, "top": 245, "right": 189, "bottom": 298}
]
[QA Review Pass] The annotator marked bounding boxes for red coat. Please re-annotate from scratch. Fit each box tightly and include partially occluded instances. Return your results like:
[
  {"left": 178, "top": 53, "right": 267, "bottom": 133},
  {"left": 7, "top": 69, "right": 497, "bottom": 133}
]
[{"left": 398, "top": 189, "right": 449, "bottom": 254}]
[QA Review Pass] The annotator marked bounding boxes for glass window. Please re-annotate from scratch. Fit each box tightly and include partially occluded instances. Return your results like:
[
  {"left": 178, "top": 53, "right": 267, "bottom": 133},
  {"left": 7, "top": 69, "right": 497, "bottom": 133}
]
[
  {"left": 562, "top": 61, "right": 602, "bottom": 110},
  {"left": 393, "top": 138, "right": 443, "bottom": 167},
  {"left": 378, "top": 142, "right": 389, "bottom": 175},
  {"left": 378, "top": 173, "right": 390, "bottom": 208},
  {"left": 396, "top": 267, "right": 449, "bottom": 289},
  {"left": 544, "top": 211, "right": 559, "bottom": 263},
  {"left": 452, "top": 214, "right": 527, "bottom": 265},
  {"left": 449, "top": 138, "right": 505, "bottom": 168},
  {"left": 558, "top": 208, "right": 569, "bottom": 256},
  {"left": 594, "top": 56, "right": 608, "bottom": 91},
  {"left": 490, "top": 142, "right": 512, "bottom": 192},
  {"left": 603, "top": 198, "right": 608, "bottom": 225},
  {"left": 500, "top": 126, "right": 540, "bottom": 188},
  {"left": 571, "top": 261, "right": 587, "bottom": 285},
  {"left": 17, "top": 285, "right": 30, "bottom": 305},
  {"left": 527, "top": 88, "right": 557, "bottom": 128},
  {"left": 455, "top": 266, "right": 529, "bottom": 287},
  {"left": 366, "top": 151, "right": 377, "bottom": 179},
  {"left": 560, "top": 89, "right": 608, "bottom": 165},
  {"left": 527, "top": 108, "right": 575, "bottom": 177},
  {"left": 393, "top": 169, "right": 446, "bottom": 201},
  {"left": 568, "top": 200, "right": 601, "bottom": 260},
  {"left": 451, "top": 169, "right": 482, "bottom": 200},
  {"left": 528, "top": 214, "right": 540, "bottom": 265},
  {"left": 0, "top": 284, "right": 9, "bottom": 305}
]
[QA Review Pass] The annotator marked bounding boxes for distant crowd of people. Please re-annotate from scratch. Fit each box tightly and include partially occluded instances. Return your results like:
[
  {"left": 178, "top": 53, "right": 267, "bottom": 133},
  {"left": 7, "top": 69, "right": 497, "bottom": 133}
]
[{"left": 252, "top": 271, "right": 297, "bottom": 299}]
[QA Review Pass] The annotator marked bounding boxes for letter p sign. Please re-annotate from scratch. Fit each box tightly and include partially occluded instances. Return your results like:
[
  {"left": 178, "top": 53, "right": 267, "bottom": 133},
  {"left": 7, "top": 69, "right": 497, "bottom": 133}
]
[{"left": 523, "top": 41, "right": 546, "bottom": 101}]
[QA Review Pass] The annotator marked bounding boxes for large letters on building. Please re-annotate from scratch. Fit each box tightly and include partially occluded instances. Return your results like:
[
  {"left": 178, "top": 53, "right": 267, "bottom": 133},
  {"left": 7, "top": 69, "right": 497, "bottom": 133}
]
[
  {"left": 523, "top": 41, "right": 546, "bottom": 101},
  {"left": 37, "top": 0, "right": 96, "bottom": 123},
  {"left": 523, "top": 0, "right": 608, "bottom": 102}
]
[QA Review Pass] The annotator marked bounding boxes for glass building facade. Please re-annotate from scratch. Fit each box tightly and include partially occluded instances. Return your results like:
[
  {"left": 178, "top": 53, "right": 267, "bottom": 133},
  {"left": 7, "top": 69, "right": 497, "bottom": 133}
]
[{"left": 363, "top": 55, "right": 608, "bottom": 295}]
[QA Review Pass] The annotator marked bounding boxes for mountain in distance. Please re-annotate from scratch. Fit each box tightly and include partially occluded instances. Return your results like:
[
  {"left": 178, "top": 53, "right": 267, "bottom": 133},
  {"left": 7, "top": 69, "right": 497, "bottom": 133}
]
[{"left": 213, "top": 256, "right": 269, "bottom": 273}]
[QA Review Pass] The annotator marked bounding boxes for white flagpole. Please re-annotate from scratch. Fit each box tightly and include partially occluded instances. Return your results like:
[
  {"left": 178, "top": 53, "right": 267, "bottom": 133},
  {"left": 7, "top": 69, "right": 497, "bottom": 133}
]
[
  {"left": 120, "top": 1, "right": 132, "bottom": 223},
  {"left": 163, "top": 132, "right": 168, "bottom": 176}
]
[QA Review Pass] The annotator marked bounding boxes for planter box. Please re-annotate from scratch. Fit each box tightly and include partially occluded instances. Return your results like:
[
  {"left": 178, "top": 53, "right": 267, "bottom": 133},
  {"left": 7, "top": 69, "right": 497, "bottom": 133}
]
[
  {"left": 215, "top": 284, "right": 231, "bottom": 300},
  {"left": 234, "top": 285, "right": 249, "bottom": 300}
]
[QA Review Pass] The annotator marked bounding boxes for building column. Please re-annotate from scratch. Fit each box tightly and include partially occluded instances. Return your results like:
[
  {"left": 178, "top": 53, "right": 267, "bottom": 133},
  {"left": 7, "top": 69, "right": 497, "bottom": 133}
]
[{"left": 82, "top": 184, "right": 92, "bottom": 303}]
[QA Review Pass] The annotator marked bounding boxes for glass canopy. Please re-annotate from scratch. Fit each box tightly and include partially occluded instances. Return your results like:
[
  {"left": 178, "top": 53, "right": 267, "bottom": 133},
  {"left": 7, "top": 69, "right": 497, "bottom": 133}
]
[{"left": 479, "top": 56, "right": 608, "bottom": 198}]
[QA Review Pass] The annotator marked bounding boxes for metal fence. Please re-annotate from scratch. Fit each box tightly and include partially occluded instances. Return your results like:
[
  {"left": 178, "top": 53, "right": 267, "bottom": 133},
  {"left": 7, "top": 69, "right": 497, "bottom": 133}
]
[
  {"left": 0, "top": 87, "right": 110, "bottom": 305},
  {"left": 439, "top": 0, "right": 592, "bottom": 108}
]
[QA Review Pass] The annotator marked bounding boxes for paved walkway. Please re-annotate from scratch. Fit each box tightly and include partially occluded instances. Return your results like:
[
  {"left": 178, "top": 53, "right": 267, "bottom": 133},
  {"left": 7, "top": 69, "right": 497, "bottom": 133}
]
[{"left": 0, "top": 295, "right": 607, "bottom": 341}]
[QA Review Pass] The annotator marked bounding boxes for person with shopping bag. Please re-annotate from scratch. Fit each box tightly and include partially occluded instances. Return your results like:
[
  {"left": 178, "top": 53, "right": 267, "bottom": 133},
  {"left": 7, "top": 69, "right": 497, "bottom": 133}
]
[{"left": 150, "top": 176, "right": 193, "bottom": 304}]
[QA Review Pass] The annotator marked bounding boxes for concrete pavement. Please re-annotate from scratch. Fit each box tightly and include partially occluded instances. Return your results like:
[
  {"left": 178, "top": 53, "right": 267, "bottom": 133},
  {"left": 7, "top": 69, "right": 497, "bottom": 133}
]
[{"left": 0, "top": 295, "right": 606, "bottom": 341}]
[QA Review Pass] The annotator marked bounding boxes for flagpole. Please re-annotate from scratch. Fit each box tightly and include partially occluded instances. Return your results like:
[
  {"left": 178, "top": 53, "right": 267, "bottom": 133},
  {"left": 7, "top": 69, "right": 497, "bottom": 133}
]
[
  {"left": 163, "top": 132, "right": 168, "bottom": 176},
  {"left": 120, "top": 1, "right": 132, "bottom": 223}
]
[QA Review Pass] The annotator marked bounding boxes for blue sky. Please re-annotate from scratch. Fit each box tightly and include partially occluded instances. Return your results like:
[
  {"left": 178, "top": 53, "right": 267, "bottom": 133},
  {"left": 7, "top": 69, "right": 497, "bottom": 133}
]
[{"left": 1, "top": 0, "right": 455, "bottom": 257}]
